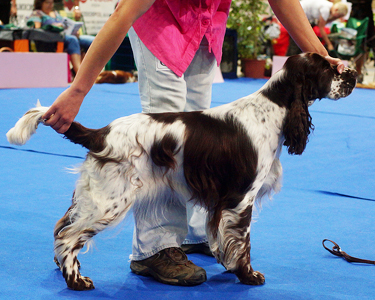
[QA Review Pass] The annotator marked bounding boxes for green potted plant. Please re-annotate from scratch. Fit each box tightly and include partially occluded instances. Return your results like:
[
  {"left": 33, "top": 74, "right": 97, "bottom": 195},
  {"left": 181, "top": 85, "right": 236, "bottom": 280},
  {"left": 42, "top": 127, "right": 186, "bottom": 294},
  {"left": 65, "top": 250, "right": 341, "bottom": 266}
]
[{"left": 226, "top": 0, "right": 268, "bottom": 78}]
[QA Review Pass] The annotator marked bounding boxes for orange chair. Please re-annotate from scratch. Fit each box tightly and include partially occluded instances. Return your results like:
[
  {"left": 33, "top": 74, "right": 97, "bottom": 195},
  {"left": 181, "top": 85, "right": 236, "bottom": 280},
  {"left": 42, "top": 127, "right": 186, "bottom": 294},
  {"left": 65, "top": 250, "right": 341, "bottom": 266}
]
[{"left": 0, "top": 29, "right": 29, "bottom": 52}]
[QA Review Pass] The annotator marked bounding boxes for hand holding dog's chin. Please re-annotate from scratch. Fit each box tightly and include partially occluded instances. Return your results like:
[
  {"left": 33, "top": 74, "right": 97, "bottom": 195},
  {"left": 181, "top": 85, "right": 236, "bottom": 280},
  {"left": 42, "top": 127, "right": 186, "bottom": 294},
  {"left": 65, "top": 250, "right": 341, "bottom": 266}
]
[{"left": 43, "top": 87, "right": 85, "bottom": 134}]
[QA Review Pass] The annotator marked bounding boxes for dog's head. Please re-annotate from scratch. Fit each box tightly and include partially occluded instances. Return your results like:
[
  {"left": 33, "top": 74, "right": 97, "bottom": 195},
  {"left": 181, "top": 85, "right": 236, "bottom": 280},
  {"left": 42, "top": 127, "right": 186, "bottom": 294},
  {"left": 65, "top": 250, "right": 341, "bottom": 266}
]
[
  {"left": 283, "top": 52, "right": 357, "bottom": 103},
  {"left": 264, "top": 53, "right": 357, "bottom": 155}
]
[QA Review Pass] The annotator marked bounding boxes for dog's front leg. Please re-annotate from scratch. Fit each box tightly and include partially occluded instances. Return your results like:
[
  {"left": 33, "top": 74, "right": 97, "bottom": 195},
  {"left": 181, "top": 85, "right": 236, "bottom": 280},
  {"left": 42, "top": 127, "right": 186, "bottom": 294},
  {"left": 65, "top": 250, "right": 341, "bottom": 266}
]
[{"left": 207, "top": 200, "right": 265, "bottom": 285}]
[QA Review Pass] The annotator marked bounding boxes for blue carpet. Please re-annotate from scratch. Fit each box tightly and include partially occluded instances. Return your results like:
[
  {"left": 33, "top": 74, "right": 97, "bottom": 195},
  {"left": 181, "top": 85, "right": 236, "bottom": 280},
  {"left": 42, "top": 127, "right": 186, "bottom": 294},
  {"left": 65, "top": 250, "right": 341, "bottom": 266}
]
[{"left": 0, "top": 78, "right": 374, "bottom": 300}]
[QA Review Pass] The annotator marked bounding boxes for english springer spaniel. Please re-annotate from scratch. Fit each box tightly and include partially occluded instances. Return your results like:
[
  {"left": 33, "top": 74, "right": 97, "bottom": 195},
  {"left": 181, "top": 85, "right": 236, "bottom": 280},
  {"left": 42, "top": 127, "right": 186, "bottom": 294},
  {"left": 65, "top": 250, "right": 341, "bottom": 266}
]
[
  {"left": 7, "top": 53, "right": 357, "bottom": 290},
  {"left": 95, "top": 70, "right": 137, "bottom": 84}
]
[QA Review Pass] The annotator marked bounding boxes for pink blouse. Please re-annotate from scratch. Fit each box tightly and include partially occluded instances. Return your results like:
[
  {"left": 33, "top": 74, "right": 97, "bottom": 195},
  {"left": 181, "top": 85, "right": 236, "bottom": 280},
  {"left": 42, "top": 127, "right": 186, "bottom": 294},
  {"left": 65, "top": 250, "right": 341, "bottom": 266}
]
[{"left": 133, "top": 0, "right": 231, "bottom": 77}]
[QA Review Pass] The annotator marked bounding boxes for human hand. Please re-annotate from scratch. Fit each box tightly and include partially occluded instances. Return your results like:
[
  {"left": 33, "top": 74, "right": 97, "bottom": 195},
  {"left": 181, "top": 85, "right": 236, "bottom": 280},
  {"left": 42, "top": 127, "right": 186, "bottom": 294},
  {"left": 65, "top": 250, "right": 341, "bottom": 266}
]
[
  {"left": 325, "top": 55, "right": 345, "bottom": 74},
  {"left": 42, "top": 87, "right": 85, "bottom": 133}
]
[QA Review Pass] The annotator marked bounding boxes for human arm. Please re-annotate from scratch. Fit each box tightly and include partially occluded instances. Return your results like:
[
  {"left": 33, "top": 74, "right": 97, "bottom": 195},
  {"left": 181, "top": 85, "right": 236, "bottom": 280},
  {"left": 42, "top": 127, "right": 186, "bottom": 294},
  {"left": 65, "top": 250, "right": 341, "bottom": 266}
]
[
  {"left": 32, "top": 21, "right": 64, "bottom": 29},
  {"left": 33, "top": 21, "right": 42, "bottom": 28},
  {"left": 317, "top": 15, "right": 334, "bottom": 51},
  {"left": 11, "top": 0, "right": 17, "bottom": 16},
  {"left": 28, "top": 10, "right": 64, "bottom": 28},
  {"left": 268, "top": 0, "right": 344, "bottom": 70},
  {"left": 43, "top": 0, "right": 155, "bottom": 133}
]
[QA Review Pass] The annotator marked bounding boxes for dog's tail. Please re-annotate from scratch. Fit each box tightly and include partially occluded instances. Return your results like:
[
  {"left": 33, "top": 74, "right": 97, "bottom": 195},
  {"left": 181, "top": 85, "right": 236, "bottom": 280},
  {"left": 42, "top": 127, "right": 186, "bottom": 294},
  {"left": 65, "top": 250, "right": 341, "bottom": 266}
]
[
  {"left": 7, "top": 101, "right": 108, "bottom": 153},
  {"left": 6, "top": 100, "right": 48, "bottom": 145}
]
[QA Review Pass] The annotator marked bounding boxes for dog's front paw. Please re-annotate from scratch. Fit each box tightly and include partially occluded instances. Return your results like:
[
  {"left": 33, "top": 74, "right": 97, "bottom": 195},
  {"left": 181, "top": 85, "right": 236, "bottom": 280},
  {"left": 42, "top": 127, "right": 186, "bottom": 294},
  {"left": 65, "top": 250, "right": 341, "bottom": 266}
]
[
  {"left": 66, "top": 275, "right": 95, "bottom": 291},
  {"left": 237, "top": 270, "right": 265, "bottom": 285}
]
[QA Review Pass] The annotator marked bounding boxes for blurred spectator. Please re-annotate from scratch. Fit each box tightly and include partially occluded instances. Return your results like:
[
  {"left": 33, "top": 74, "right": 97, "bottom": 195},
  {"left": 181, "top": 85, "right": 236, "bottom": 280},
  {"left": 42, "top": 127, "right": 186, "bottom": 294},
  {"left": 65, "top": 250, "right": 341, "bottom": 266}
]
[
  {"left": 28, "top": 0, "right": 94, "bottom": 75},
  {"left": 287, "top": 0, "right": 348, "bottom": 55},
  {"left": 348, "top": 0, "right": 374, "bottom": 48}
]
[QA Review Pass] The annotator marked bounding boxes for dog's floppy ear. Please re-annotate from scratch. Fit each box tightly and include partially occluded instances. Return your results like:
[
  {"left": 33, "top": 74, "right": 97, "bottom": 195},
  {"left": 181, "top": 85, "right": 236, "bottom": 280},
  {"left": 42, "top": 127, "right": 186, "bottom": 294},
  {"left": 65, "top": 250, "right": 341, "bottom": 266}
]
[{"left": 283, "top": 83, "right": 314, "bottom": 155}]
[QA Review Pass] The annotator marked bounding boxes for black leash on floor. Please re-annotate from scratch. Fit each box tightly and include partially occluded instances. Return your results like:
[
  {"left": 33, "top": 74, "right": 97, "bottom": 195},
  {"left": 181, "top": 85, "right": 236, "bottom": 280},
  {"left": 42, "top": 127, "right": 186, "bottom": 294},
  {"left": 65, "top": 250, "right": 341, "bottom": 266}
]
[
  {"left": 0, "top": 145, "right": 85, "bottom": 160},
  {"left": 322, "top": 239, "right": 375, "bottom": 265}
]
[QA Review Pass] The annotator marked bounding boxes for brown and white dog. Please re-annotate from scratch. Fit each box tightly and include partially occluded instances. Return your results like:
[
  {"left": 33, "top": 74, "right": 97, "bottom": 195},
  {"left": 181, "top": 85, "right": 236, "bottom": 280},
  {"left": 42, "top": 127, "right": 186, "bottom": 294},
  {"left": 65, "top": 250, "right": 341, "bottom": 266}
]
[
  {"left": 95, "top": 70, "right": 137, "bottom": 84},
  {"left": 7, "top": 53, "right": 357, "bottom": 290}
]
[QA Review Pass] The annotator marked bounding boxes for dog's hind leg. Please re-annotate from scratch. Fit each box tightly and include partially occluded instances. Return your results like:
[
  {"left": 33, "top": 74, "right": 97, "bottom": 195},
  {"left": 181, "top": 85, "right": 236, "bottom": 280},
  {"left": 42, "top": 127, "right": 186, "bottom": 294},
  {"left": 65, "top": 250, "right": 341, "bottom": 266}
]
[
  {"left": 53, "top": 192, "right": 81, "bottom": 270},
  {"left": 53, "top": 206, "right": 96, "bottom": 291},
  {"left": 53, "top": 189, "right": 133, "bottom": 290},
  {"left": 207, "top": 199, "right": 265, "bottom": 285}
]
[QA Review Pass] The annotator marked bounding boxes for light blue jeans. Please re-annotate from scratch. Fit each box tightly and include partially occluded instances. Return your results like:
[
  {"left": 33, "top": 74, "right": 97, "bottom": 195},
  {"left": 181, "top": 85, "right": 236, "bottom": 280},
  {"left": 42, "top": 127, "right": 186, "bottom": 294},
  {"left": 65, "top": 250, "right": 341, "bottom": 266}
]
[
  {"left": 128, "top": 27, "right": 217, "bottom": 260},
  {"left": 79, "top": 35, "right": 94, "bottom": 52},
  {"left": 64, "top": 34, "right": 94, "bottom": 54}
]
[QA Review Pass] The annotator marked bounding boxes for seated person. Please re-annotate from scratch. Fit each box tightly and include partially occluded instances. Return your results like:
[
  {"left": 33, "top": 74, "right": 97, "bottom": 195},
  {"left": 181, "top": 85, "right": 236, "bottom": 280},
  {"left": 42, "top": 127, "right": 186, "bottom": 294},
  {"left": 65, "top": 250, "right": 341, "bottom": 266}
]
[
  {"left": 28, "top": 0, "right": 94, "bottom": 74},
  {"left": 287, "top": 0, "right": 348, "bottom": 55}
]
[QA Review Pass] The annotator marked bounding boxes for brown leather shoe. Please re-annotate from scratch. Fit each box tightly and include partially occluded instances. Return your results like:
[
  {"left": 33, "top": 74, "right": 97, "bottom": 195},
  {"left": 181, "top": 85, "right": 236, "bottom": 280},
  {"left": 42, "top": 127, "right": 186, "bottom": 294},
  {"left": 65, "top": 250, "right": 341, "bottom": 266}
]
[
  {"left": 181, "top": 242, "right": 214, "bottom": 257},
  {"left": 130, "top": 247, "right": 207, "bottom": 286}
]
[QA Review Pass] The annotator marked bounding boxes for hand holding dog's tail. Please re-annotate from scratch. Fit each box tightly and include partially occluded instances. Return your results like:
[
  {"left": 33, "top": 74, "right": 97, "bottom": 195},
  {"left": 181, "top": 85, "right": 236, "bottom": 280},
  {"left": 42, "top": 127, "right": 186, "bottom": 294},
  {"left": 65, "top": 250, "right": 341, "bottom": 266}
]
[
  {"left": 7, "top": 101, "right": 106, "bottom": 152},
  {"left": 6, "top": 100, "right": 49, "bottom": 145}
]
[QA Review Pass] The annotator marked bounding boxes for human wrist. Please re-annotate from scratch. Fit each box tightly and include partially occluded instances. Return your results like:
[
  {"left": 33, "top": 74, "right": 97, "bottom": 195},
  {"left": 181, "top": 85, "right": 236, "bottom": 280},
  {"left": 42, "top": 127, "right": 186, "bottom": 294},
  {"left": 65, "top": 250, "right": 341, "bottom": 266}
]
[{"left": 69, "top": 83, "right": 89, "bottom": 100}]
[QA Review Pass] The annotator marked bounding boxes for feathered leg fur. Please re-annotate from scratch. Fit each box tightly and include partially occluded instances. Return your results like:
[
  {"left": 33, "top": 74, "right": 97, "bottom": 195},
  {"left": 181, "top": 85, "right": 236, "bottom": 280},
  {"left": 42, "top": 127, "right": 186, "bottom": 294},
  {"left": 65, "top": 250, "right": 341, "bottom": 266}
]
[
  {"left": 53, "top": 154, "right": 137, "bottom": 290},
  {"left": 207, "top": 197, "right": 265, "bottom": 285}
]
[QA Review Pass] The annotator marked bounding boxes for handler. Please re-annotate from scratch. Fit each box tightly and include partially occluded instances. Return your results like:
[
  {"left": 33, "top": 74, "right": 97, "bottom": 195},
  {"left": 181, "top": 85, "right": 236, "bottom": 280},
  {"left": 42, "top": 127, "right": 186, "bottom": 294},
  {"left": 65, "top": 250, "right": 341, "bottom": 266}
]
[{"left": 42, "top": 0, "right": 345, "bottom": 286}]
